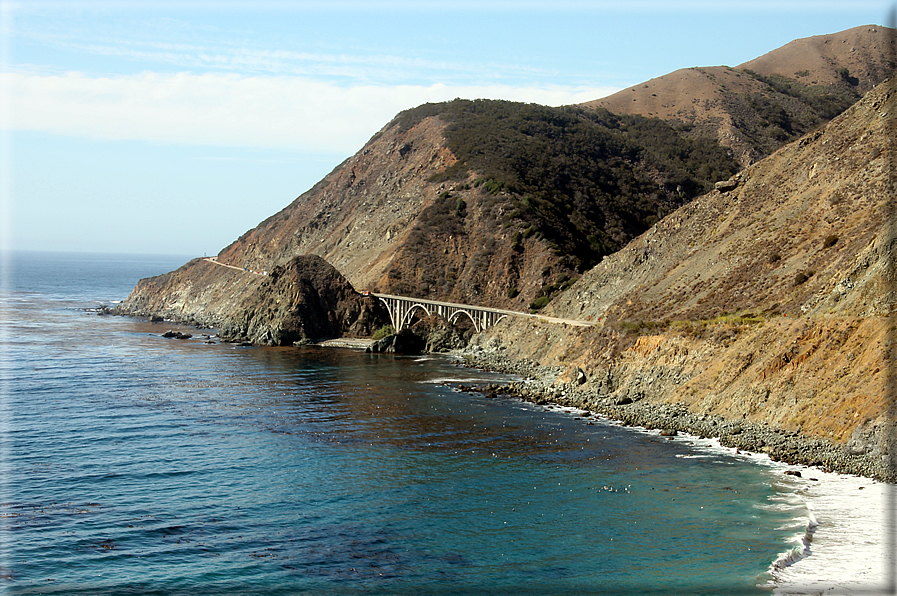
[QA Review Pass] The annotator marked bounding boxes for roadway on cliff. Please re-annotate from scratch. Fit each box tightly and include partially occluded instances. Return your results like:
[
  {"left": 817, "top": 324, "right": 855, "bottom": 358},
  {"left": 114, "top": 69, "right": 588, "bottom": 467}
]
[{"left": 202, "top": 257, "right": 595, "bottom": 331}]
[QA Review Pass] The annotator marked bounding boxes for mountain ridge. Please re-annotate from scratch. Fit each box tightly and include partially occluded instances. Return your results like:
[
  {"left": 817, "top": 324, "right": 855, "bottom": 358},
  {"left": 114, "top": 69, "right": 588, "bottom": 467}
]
[{"left": 581, "top": 25, "right": 894, "bottom": 166}]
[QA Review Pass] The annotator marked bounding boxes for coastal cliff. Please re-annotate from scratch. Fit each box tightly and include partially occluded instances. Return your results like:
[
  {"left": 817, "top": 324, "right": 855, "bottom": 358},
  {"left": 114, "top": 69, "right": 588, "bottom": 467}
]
[
  {"left": 466, "top": 76, "right": 896, "bottom": 481},
  {"left": 117, "top": 255, "right": 388, "bottom": 345},
  {"left": 115, "top": 26, "right": 896, "bottom": 479}
]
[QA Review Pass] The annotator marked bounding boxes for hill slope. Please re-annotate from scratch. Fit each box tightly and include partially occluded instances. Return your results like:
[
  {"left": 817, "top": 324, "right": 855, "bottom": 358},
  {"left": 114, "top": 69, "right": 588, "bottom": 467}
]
[
  {"left": 581, "top": 25, "right": 895, "bottom": 166},
  {"left": 119, "top": 25, "right": 892, "bottom": 339},
  {"left": 122, "top": 99, "right": 739, "bottom": 324},
  {"left": 471, "top": 76, "right": 895, "bottom": 479}
]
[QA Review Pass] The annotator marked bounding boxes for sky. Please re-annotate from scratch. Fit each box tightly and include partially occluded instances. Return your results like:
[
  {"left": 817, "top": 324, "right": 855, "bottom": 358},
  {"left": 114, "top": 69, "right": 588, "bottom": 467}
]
[{"left": 1, "top": 0, "right": 894, "bottom": 257}]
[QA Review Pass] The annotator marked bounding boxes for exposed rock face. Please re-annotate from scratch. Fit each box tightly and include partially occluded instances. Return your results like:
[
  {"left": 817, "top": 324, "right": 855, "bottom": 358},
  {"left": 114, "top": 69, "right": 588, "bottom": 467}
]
[
  {"left": 216, "top": 117, "right": 458, "bottom": 296},
  {"left": 115, "top": 257, "right": 266, "bottom": 327},
  {"left": 117, "top": 255, "right": 389, "bottom": 346},
  {"left": 471, "top": 76, "right": 896, "bottom": 475},
  {"left": 409, "top": 315, "right": 471, "bottom": 353},
  {"left": 366, "top": 329, "right": 427, "bottom": 355},
  {"left": 218, "top": 256, "right": 389, "bottom": 346}
]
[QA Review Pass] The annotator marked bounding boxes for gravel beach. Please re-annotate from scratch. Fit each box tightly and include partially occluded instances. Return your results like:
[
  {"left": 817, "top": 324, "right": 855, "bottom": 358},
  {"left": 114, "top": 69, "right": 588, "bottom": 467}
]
[{"left": 454, "top": 345, "right": 896, "bottom": 484}]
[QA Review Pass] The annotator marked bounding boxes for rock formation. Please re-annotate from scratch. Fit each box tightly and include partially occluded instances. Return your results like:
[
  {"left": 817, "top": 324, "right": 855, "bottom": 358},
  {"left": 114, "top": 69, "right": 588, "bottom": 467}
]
[{"left": 117, "top": 255, "right": 389, "bottom": 346}]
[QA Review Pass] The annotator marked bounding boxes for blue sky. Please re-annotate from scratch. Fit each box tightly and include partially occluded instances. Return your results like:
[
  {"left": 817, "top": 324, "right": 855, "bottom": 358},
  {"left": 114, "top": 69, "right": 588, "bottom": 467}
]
[{"left": 1, "top": 1, "right": 893, "bottom": 256}]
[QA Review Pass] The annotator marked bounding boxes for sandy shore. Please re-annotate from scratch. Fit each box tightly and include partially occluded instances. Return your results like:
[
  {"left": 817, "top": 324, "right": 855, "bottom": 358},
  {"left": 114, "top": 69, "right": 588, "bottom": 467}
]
[{"left": 316, "top": 337, "right": 374, "bottom": 349}]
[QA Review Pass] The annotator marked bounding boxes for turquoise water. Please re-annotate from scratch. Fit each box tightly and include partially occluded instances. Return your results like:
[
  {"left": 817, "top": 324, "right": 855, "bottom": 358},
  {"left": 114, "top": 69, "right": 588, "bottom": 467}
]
[{"left": 1, "top": 252, "right": 802, "bottom": 594}]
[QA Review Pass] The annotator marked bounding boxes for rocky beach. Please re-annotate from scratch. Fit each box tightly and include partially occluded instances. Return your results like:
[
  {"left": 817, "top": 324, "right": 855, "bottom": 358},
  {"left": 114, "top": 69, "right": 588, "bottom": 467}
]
[{"left": 453, "top": 344, "right": 895, "bottom": 483}]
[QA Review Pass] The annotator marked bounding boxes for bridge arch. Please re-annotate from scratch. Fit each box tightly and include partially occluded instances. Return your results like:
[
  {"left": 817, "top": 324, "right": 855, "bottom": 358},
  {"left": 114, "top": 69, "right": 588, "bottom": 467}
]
[
  {"left": 447, "top": 309, "right": 476, "bottom": 329},
  {"left": 373, "top": 293, "right": 524, "bottom": 334},
  {"left": 401, "top": 303, "right": 433, "bottom": 329}
]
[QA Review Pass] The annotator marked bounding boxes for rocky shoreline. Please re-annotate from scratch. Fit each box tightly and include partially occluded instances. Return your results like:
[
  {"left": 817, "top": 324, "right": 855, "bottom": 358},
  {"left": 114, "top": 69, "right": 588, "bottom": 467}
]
[{"left": 454, "top": 345, "right": 896, "bottom": 483}]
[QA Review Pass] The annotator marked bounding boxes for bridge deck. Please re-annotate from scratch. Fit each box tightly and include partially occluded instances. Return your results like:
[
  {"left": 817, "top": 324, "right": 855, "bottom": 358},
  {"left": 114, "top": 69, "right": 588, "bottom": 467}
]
[{"left": 369, "top": 292, "right": 594, "bottom": 332}]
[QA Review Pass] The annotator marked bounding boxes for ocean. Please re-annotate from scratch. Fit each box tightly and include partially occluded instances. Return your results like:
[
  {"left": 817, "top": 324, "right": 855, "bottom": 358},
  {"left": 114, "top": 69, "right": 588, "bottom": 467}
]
[{"left": 1, "top": 251, "right": 892, "bottom": 595}]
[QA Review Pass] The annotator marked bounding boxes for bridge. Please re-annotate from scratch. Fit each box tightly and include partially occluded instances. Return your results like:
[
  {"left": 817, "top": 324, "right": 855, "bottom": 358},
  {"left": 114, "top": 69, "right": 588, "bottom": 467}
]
[
  {"left": 369, "top": 293, "right": 594, "bottom": 333},
  {"left": 200, "top": 258, "right": 594, "bottom": 332}
]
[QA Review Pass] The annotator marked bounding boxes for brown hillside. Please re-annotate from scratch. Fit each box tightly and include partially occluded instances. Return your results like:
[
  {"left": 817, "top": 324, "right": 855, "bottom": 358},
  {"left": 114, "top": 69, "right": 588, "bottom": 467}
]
[
  {"left": 739, "top": 24, "right": 894, "bottom": 92},
  {"left": 119, "top": 25, "right": 894, "bottom": 351},
  {"left": 581, "top": 25, "right": 895, "bottom": 166},
  {"left": 214, "top": 114, "right": 560, "bottom": 309},
  {"left": 476, "top": 76, "right": 896, "bottom": 464}
]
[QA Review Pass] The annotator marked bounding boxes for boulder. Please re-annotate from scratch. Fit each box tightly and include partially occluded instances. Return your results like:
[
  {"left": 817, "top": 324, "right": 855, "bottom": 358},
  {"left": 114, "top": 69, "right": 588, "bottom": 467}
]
[
  {"left": 366, "top": 329, "right": 426, "bottom": 354},
  {"left": 714, "top": 179, "right": 738, "bottom": 192},
  {"left": 161, "top": 330, "right": 192, "bottom": 339},
  {"left": 218, "top": 255, "right": 390, "bottom": 346}
]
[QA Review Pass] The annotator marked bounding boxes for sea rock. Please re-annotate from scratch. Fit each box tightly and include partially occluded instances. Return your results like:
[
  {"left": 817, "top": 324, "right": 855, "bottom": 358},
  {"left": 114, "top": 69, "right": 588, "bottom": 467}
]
[
  {"left": 161, "top": 330, "right": 192, "bottom": 339},
  {"left": 366, "top": 329, "right": 426, "bottom": 354},
  {"left": 409, "top": 315, "right": 470, "bottom": 352}
]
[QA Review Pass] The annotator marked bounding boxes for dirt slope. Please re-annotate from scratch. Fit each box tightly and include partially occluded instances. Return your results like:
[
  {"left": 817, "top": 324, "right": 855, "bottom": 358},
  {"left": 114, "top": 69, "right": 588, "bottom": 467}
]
[
  {"left": 474, "top": 76, "right": 895, "bottom": 465},
  {"left": 581, "top": 25, "right": 895, "bottom": 166}
]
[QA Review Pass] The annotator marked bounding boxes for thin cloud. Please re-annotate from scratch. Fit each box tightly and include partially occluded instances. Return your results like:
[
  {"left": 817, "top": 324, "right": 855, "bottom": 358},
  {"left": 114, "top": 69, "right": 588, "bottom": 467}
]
[
  {"left": 13, "top": 22, "right": 554, "bottom": 83},
  {"left": 1, "top": 71, "right": 619, "bottom": 153}
]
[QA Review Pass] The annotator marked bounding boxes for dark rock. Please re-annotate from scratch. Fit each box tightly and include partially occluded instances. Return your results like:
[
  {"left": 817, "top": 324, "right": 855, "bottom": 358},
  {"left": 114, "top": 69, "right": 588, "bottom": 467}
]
[
  {"left": 660, "top": 429, "right": 678, "bottom": 437},
  {"left": 218, "top": 255, "right": 390, "bottom": 346},
  {"left": 784, "top": 470, "right": 802, "bottom": 477},
  {"left": 409, "top": 315, "right": 470, "bottom": 352},
  {"left": 366, "top": 329, "right": 426, "bottom": 354},
  {"left": 161, "top": 330, "right": 192, "bottom": 339}
]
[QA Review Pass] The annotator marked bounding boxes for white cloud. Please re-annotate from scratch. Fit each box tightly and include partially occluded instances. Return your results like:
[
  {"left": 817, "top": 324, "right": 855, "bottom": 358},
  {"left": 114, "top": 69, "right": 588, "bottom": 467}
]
[{"left": 1, "top": 71, "right": 619, "bottom": 153}]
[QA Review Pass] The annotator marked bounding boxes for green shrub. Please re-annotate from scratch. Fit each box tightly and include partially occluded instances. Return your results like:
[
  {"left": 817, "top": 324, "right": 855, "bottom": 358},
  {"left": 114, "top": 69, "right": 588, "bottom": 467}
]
[
  {"left": 823, "top": 234, "right": 838, "bottom": 249},
  {"left": 391, "top": 98, "right": 740, "bottom": 273},
  {"left": 371, "top": 325, "right": 395, "bottom": 340},
  {"left": 530, "top": 296, "right": 551, "bottom": 310}
]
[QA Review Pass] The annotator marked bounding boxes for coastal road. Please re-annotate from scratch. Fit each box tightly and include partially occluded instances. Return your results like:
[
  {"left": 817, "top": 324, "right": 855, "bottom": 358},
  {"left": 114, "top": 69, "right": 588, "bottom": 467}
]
[{"left": 203, "top": 256, "right": 267, "bottom": 275}]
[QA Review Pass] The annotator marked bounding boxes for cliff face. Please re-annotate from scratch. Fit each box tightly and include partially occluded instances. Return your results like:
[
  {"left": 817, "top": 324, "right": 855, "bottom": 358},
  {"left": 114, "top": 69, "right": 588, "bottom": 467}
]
[
  {"left": 473, "top": 76, "right": 895, "bottom": 462},
  {"left": 116, "top": 255, "right": 389, "bottom": 345},
  {"left": 217, "top": 255, "right": 388, "bottom": 346},
  {"left": 216, "top": 116, "right": 457, "bottom": 295}
]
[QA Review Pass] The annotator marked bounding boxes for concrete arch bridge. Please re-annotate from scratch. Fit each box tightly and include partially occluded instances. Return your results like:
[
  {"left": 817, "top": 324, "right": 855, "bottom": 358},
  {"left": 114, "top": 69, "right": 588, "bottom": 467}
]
[{"left": 369, "top": 293, "right": 595, "bottom": 333}]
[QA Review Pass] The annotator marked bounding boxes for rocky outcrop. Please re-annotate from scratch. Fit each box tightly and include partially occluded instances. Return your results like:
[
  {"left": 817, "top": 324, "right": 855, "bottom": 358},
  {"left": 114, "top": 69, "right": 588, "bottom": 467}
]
[
  {"left": 365, "top": 315, "right": 471, "bottom": 354},
  {"left": 117, "top": 255, "right": 390, "bottom": 346},
  {"left": 366, "top": 329, "right": 427, "bottom": 354},
  {"left": 217, "top": 256, "right": 388, "bottom": 346}
]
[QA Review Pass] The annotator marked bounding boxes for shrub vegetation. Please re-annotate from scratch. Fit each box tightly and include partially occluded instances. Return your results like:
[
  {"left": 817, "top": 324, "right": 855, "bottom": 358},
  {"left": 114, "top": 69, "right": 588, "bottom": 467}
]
[{"left": 392, "top": 99, "right": 740, "bottom": 274}]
